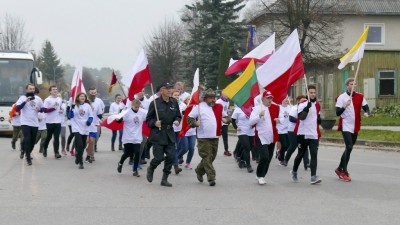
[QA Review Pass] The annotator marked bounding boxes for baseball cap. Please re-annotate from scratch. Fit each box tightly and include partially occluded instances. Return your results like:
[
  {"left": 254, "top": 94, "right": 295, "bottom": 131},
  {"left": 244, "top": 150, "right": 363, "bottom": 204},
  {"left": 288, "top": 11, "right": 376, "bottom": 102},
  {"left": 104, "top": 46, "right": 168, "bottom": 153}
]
[{"left": 262, "top": 90, "right": 273, "bottom": 98}]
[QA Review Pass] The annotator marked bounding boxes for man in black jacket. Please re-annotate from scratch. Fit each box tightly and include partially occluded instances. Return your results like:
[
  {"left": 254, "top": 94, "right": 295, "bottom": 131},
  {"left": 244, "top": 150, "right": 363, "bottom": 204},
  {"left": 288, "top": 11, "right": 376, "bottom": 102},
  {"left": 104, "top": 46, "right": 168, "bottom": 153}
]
[{"left": 146, "top": 82, "right": 182, "bottom": 187}]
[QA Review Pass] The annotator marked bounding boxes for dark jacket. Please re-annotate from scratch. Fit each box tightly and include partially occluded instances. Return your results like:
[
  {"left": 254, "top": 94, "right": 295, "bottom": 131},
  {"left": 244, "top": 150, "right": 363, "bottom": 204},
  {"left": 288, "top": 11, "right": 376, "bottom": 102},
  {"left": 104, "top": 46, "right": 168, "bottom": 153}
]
[{"left": 146, "top": 97, "right": 182, "bottom": 145}]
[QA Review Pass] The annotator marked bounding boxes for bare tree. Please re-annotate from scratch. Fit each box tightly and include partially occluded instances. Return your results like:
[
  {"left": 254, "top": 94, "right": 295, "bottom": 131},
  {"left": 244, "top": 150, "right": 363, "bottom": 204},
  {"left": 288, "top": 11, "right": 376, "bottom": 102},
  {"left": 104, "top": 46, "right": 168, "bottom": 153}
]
[
  {"left": 0, "top": 13, "right": 33, "bottom": 51},
  {"left": 144, "top": 19, "right": 185, "bottom": 87},
  {"left": 248, "top": 0, "right": 347, "bottom": 64}
]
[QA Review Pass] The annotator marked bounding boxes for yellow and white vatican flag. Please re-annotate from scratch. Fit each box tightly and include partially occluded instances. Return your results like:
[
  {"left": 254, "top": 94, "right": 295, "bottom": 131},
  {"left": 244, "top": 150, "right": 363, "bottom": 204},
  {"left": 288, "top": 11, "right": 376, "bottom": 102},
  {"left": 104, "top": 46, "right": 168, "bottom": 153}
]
[{"left": 338, "top": 27, "right": 369, "bottom": 70}]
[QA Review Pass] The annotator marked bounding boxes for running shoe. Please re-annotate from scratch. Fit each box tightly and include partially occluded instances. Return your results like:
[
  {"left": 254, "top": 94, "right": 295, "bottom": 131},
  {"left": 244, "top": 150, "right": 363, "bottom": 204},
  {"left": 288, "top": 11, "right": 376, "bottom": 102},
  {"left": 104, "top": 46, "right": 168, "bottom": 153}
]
[
  {"left": 223, "top": 151, "right": 232, "bottom": 156},
  {"left": 70, "top": 149, "right": 75, "bottom": 156},
  {"left": 62, "top": 149, "right": 67, "bottom": 156},
  {"left": 256, "top": 177, "right": 266, "bottom": 185},
  {"left": 185, "top": 163, "right": 191, "bottom": 169},
  {"left": 335, "top": 168, "right": 344, "bottom": 180},
  {"left": 310, "top": 176, "right": 322, "bottom": 184},
  {"left": 117, "top": 162, "right": 122, "bottom": 173},
  {"left": 133, "top": 171, "right": 140, "bottom": 177},
  {"left": 290, "top": 170, "right": 298, "bottom": 182},
  {"left": 342, "top": 172, "right": 351, "bottom": 182},
  {"left": 11, "top": 141, "right": 16, "bottom": 150}
]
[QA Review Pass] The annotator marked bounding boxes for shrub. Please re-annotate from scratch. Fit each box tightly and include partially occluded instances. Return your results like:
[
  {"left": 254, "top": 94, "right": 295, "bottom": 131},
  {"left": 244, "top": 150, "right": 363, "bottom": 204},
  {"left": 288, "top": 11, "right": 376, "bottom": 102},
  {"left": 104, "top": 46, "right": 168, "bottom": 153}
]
[{"left": 371, "top": 104, "right": 400, "bottom": 118}]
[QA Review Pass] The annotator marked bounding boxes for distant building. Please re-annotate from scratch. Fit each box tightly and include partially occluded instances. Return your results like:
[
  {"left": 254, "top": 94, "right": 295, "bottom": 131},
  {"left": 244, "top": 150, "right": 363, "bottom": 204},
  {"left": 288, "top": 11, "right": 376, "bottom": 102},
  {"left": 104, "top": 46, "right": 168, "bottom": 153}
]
[{"left": 249, "top": 0, "right": 400, "bottom": 116}]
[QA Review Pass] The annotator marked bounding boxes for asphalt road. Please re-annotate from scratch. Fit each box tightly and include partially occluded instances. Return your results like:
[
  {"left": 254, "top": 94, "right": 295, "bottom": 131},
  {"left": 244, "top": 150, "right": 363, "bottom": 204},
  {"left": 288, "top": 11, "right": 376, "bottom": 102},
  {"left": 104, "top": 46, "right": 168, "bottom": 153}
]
[{"left": 0, "top": 129, "right": 399, "bottom": 225}]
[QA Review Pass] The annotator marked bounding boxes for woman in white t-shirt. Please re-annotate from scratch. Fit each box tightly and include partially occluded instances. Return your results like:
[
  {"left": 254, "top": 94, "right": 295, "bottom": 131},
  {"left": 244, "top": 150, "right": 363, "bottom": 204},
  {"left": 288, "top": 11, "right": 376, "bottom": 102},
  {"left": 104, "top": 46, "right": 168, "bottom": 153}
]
[
  {"left": 68, "top": 93, "right": 93, "bottom": 169},
  {"left": 109, "top": 94, "right": 125, "bottom": 151},
  {"left": 116, "top": 99, "right": 147, "bottom": 177},
  {"left": 275, "top": 97, "right": 292, "bottom": 166},
  {"left": 231, "top": 106, "right": 255, "bottom": 173}
]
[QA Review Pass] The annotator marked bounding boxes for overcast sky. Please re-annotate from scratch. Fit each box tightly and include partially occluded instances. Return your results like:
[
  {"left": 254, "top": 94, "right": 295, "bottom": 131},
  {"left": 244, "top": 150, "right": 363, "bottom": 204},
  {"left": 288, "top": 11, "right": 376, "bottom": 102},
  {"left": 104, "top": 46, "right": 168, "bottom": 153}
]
[{"left": 1, "top": 0, "right": 191, "bottom": 73}]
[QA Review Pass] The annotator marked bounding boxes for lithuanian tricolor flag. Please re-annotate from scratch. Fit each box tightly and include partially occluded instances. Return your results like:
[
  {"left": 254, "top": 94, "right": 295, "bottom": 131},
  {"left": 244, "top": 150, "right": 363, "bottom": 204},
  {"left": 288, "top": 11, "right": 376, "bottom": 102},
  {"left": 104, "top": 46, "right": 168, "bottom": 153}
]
[
  {"left": 338, "top": 27, "right": 369, "bottom": 69},
  {"left": 222, "top": 59, "right": 260, "bottom": 116}
]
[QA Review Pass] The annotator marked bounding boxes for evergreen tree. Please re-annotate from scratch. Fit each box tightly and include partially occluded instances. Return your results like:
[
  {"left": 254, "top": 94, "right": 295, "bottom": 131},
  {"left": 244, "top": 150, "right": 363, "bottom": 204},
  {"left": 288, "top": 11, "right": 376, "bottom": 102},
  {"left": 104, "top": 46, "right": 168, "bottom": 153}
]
[
  {"left": 37, "top": 40, "right": 65, "bottom": 88},
  {"left": 217, "top": 39, "right": 236, "bottom": 90},
  {"left": 182, "top": 0, "right": 246, "bottom": 89}
]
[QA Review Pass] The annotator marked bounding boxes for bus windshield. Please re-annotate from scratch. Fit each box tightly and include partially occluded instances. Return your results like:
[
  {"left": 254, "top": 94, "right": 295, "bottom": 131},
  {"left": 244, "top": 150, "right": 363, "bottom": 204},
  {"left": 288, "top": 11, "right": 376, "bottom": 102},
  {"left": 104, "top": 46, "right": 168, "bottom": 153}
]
[{"left": 0, "top": 59, "right": 33, "bottom": 106}]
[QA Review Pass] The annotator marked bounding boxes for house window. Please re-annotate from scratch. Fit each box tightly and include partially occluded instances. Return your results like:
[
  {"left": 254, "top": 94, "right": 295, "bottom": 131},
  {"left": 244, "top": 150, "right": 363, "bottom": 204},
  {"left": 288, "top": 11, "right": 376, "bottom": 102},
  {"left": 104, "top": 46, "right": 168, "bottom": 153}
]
[
  {"left": 378, "top": 70, "right": 395, "bottom": 96},
  {"left": 365, "top": 24, "right": 384, "bottom": 45}
]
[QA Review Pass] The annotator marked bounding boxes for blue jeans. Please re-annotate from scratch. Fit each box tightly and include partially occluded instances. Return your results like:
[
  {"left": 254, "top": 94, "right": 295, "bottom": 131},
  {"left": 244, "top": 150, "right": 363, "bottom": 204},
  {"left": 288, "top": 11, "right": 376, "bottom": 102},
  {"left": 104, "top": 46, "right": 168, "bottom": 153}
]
[
  {"left": 178, "top": 135, "right": 196, "bottom": 164},
  {"left": 111, "top": 129, "right": 123, "bottom": 146},
  {"left": 173, "top": 132, "right": 183, "bottom": 166}
]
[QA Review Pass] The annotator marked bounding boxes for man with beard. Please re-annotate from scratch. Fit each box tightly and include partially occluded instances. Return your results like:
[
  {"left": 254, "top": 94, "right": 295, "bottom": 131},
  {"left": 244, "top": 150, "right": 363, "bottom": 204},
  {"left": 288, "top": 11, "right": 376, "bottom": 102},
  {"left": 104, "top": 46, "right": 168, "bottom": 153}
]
[
  {"left": 187, "top": 89, "right": 229, "bottom": 187},
  {"left": 86, "top": 87, "right": 104, "bottom": 161}
]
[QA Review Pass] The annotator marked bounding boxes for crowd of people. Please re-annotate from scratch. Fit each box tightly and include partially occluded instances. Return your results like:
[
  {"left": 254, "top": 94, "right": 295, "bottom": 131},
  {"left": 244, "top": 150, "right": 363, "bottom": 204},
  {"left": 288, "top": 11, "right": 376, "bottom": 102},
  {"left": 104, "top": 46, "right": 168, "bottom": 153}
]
[{"left": 8, "top": 78, "right": 370, "bottom": 187}]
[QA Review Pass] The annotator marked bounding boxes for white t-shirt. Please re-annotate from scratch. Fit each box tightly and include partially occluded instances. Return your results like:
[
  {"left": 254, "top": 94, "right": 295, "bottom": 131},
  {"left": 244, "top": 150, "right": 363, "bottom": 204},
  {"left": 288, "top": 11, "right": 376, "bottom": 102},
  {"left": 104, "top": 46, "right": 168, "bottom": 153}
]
[
  {"left": 276, "top": 105, "right": 291, "bottom": 134},
  {"left": 38, "top": 112, "right": 47, "bottom": 130},
  {"left": 297, "top": 101, "right": 319, "bottom": 139},
  {"left": 59, "top": 102, "right": 67, "bottom": 127},
  {"left": 249, "top": 105, "right": 274, "bottom": 145},
  {"left": 44, "top": 96, "right": 63, "bottom": 124},
  {"left": 173, "top": 102, "right": 187, "bottom": 132},
  {"left": 94, "top": 98, "right": 105, "bottom": 114},
  {"left": 89, "top": 100, "right": 103, "bottom": 133},
  {"left": 109, "top": 102, "right": 125, "bottom": 115},
  {"left": 185, "top": 128, "right": 196, "bottom": 136},
  {"left": 188, "top": 102, "right": 227, "bottom": 139},
  {"left": 288, "top": 105, "right": 298, "bottom": 132},
  {"left": 231, "top": 107, "right": 255, "bottom": 136},
  {"left": 121, "top": 108, "right": 147, "bottom": 144},
  {"left": 216, "top": 98, "right": 230, "bottom": 125},
  {"left": 70, "top": 103, "right": 93, "bottom": 135},
  {"left": 336, "top": 92, "right": 368, "bottom": 133},
  {"left": 16, "top": 95, "right": 43, "bottom": 127}
]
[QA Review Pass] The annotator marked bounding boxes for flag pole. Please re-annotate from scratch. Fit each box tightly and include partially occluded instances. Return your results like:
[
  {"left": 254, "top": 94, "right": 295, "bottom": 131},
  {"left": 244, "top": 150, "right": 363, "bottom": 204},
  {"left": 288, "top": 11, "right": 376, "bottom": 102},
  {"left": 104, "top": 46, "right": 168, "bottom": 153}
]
[
  {"left": 117, "top": 80, "right": 127, "bottom": 98},
  {"left": 303, "top": 74, "right": 310, "bottom": 101},
  {"left": 150, "top": 83, "right": 161, "bottom": 130},
  {"left": 350, "top": 58, "right": 362, "bottom": 99}
]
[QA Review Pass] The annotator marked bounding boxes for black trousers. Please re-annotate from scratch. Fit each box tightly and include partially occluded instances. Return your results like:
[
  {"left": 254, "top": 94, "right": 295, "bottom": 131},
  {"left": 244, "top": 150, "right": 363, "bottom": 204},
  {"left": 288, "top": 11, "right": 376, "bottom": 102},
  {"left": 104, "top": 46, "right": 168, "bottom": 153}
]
[
  {"left": 73, "top": 133, "right": 87, "bottom": 164},
  {"left": 237, "top": 135, "right": 254, "bottom": 166},
  {"left": 255, "top": 137, "right": 275, "bottom": 178},
  {"left": 21, "top": 125, "right": 38, "bottom": 159},
  {"left": 67, "top": 125, "right": 75, "bottom": 147},
  {"left": 278, "top": 133, "right": 289, "bottom": 161},
  {"left": 339, "top": 131, "right": 358, "bottom": 172},
  {"left": 221, "top": 125, "right": 229, "bottom": 151},
  {"left": 293, "top": 135, "right": 319, "bottom": 176},
  {"left": 149, "top": 142, "right": 175, "bottom": 174},
  {"left": 44, "top": 123, "right": 61, "bottom": 154},
  {"left": 285, "top": 132, "right": 309, "bottom": 166},
  {"left": 120, "top": 143, "right": 141, "bottom": 171}
]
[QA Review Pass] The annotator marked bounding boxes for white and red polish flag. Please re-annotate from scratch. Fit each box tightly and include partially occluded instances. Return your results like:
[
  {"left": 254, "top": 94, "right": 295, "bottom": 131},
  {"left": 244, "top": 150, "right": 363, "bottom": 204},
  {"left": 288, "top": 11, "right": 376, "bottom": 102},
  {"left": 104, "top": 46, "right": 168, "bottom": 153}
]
[
  {"left": 225, "top": 33, "right": 275, "bottom": 76},
  {"left": 121, "top": 49, "right": 152, "bottom": 101},
  {"left": 71, "top": 65, "right": 86, "bottom": 100},
  {"left": 178, "top": 68, "right": 200, "bottom": 138},
  {"left": 256, "top": 29, "right": 305, "bottom": 104}
]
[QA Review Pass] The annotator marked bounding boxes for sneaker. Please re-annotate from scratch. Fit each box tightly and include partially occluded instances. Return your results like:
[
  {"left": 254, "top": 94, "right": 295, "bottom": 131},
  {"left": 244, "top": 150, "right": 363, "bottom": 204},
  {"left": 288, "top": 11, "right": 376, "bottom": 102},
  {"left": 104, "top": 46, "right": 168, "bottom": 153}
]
[
  {"left": 174, "top": 165, "right": 182, "bottom": 175},
  {"left": 290, "top": 170, "right": 298, "bottom": 182},
  {"left": 342, "top": 172, "right": 351, "bottom": 182},
  {"left": 62, "top": 149, "right": 67, "bottom": 155},
  {"left": 128, "top": 159, "right": 133, "bottom": 165},
  {"left": 117, "top": 163, "right": 122, "bottom": 173},
  {"left": 279, "top": 161, "right": 286, "bottom": 166},
  {"left": 140, "top": 159, "right": 147, "bottom": 164},
  {"left": 195, "top": 168, "right": 203, "bottom": 182},
  {"left": 79, "top": 163, "right": 84, "bottom": 169},
  {"left": 209, "top": 180, "right": 216, "bottom": 186},
  {"left": 223, "top": 151, "right": 232, "bottom": 156},
  {"left": 55, "top": 153, "right": 62, "bottom": 159},
  {"left": 20, "top": 152, "right": 24, "bottom": 159},
  {"left": 247, "top": 166, "right": 254, "bottom": 173},
  {"left": 256, "top": 177, "right": 266, "bottom": 185},
  {"left": 133, "top": 170, "right": 140, "bottom": 177},
  {"left": 185, "top": 163, "right": 191, "bottom": 169},
  {"left": 11, "top": 141, "right": 16, "bottom": 150},
  {"left": 70, "top": 149, "right": 75, "bottom": 156},
  {"left": 90, "top": 156, "right": 95, "bottom": 162},
  {"left": 335, "top": 168, "right": 344, "bottom": 180},
  {"left": 310, "top": 175, "right": 322, "bottom": 184}
]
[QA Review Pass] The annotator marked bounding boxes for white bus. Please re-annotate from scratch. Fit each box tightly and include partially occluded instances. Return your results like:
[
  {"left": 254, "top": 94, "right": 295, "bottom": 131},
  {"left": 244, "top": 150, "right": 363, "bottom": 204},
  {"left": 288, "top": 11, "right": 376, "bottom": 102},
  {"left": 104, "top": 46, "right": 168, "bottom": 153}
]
[{"left": 0, "top": 51, "right": 42, "bottom": 132}]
